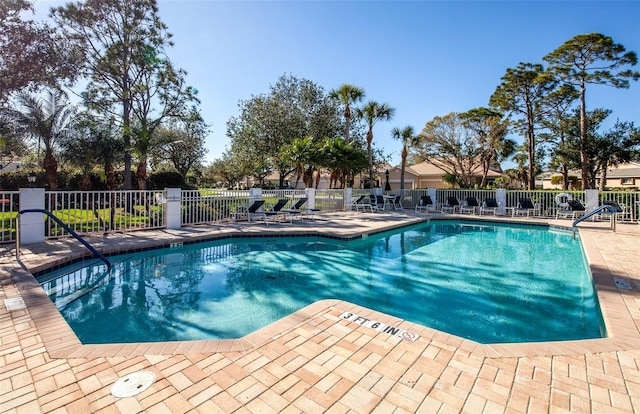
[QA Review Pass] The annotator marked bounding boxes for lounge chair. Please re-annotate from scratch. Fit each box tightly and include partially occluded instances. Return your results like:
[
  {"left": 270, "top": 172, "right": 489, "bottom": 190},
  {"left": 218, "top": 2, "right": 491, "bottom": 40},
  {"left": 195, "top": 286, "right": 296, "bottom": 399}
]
[
  {"left": 479, "top": 198, "right": 499, "bottom": 215},
  {"left": 441, "top": 197, "right": 460, "bottom": 213},
  {"left": 512, "top": 198, "right": 539, "bottom": 217},
  {"left": 460, "top": 197, "right": 479, "bottom": 214},
  {"left": 353, "top": 195, "right": 374, "bottom": 212},
  {"left": 351, "top": 195, "right": 373, "bottom": 213},
  {"left": 602, "top": 200, "right": 633, "bottom": 222},
  {"left": 350, "top": 195, "right": 366, "bottom": 210},
  {"left": 283, "top": 198, "right": 308, "bottom": 220},
  {"left": 262, "top": 199, "right": 291, "bottom": 224},
  {"left": 415, "top": 195, "right": 437, "bottom": 213},
  {"left": 356, "top": 196, "right": 375, "bottom": 212},
  {"left": 556, "top": 200, "right": 586, "bottom": 220},
  {"left": 231, "top": 200, "right": 264, "bottom": 222}
]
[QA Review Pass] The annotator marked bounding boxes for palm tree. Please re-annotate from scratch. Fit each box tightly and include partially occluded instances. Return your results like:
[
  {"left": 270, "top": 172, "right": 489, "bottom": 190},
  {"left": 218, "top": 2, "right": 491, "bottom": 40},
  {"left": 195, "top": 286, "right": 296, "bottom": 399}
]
[
  {"left": 329, "top": 84, "right": 364, "bottom": 144},
  {"left": 359, "top": 101, "right": 395, "bottom": 188},
  {"left": 280, "top": 136, "right": 319, "bottom": 188},
  {"left": 13, "top": 88, "right": 76, "bottom": 190},
  {"left": 320, "top": 137, "right": 368, "bottom": 188},
  {"left": 391, "top": 126, "right": 417, "bottom": 190}
]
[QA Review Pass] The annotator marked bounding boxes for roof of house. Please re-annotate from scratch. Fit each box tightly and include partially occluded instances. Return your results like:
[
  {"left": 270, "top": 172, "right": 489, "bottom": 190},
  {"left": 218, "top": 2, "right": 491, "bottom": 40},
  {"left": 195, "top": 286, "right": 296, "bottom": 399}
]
[
  {"left": 602, "top": 162, "right": 640, "bottom": 178},
  {"left": 538, "top": 163, "right": 640, "bottom": 180},
  {"left": 406, "top": 160, "right": 503, "bottom": 177}
]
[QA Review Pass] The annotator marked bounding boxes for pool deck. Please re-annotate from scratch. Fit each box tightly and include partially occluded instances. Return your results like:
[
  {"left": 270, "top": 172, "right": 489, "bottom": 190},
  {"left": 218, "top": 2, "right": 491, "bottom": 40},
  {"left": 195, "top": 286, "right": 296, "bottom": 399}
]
[{"left": 1, "top": 211, "right": 639, "bottom": 413}]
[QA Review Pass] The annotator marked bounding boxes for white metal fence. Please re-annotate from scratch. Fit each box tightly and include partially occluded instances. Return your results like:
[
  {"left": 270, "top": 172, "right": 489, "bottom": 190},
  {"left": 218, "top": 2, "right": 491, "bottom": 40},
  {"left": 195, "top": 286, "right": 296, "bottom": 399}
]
[
  {"left": 43, "top": 190, "right": 165, "bottom": 239},
  {"left": 2, "top": 188, "right": 638, "bottom": 244},
  {"left": 1, "top": 191, "right": 19, "bottom": 243},
  {"left": 181, "top": 189, "right": 251, "bottom": 225}
]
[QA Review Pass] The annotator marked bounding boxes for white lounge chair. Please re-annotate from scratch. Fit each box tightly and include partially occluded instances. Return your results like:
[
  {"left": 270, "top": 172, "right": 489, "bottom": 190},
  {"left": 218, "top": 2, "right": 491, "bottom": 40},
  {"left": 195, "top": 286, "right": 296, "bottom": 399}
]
[
  {"left": 441, "top": 197, "right": 460, "bottom": 213},
  {"left": 415, "top": 195, "right": 437, "bottom": 213},
  {"left": 479, "top": 198, "right": 499, "bottom": 215},
  {"left": 460, "top": 197, "right": 479, "bottom": 214}
]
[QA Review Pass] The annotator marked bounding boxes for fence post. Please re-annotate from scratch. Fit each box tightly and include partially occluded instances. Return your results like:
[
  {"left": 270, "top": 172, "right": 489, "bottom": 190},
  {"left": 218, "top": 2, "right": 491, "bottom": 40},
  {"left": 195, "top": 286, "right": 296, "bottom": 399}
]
[
  {"left": 250, "top": 188, "right": 263, "bottom": 210},
  {"left": 427, "top": 188, "right": 436, "bottom": 203},
  {"left": 165, "top": 188, "right": 181, "bottom": 229},
  {"left": 306, "top": 188, "right": 316, "bottom": 210},
  {"left": 18, "top": 188, "right": 45, "bottom": 244},
  {"left": 344, "top": 188, "right": 353, "bottom": 210},
  {"left": 496, "top": 188, "right": 507, "bottom": 216},
  {"left": 585, "top": 189, "right": 599, "bottom": 213}
]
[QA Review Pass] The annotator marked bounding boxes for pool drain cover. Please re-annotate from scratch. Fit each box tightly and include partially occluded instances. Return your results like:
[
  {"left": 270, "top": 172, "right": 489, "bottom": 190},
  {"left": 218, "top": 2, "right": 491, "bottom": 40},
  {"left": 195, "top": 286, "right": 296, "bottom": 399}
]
[{"left": 111, "top": 371, "right": 156, "bottom": 398}]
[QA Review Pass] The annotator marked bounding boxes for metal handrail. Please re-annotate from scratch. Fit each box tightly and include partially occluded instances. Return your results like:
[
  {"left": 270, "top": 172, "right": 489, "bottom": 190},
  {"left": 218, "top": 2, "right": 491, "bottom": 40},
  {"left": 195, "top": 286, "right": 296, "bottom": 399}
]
[
  {"left": 17, "top": 209, "right": 112, "bottom": 271},
  {"left": 572, "top": 204, "right": 619, "bottom": 239}
]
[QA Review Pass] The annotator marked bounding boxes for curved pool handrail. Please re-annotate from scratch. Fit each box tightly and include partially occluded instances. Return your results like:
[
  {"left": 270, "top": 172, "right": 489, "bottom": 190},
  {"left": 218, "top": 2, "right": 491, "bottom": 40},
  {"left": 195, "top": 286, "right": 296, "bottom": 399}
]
[
  {"left": 572, "top": 204, "right": 619, "bottom": 239},
  {"left": 17, "top": 209, "right": 112, "bottom": 272}
]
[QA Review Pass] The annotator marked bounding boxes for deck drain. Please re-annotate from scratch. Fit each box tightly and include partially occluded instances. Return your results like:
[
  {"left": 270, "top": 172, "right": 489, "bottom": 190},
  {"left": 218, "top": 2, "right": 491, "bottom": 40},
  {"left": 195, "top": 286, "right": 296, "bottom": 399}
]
[
  {"left": 4, "top": 297, "right": 26, "bottom": 311},
  {"left": 613, "top": 277, "right": 632, "bottom": 290},
  {"left": 110, "top": 371, "right": 156, "bottom": 398}
]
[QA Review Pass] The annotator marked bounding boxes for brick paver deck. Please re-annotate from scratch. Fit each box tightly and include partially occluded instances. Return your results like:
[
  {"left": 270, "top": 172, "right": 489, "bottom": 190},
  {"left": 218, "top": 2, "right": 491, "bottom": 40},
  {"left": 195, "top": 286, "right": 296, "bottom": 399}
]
[{"left": 1, "top": 212, "right": 639, "bottom": 413}]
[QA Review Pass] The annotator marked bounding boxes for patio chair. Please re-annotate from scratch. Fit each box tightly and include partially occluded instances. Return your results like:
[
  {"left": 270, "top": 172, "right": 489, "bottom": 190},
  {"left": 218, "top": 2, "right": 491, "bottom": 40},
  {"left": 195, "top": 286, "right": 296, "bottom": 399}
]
[
  {"left": 512, "top": 198, "right": 539, "bottom": 217},
  {"left": 353, "top": 195, "right": 375, "bottom": 213},
  {"left": 360, "top": 194, "right": 378, "bottom": 213},
  {"left": 283, "top": 197, "right": 308, "bottom": 220},
  {"left": 382, "top": 194, "right": 397, "bottom": 210},
  {"left": 441, "top": 197, "right": 460, "bottom": 213},
  {"left": 262, "top": 199, "right": 292, "bottom": 224},
  {"left": 244, "top": 200, "right": 266, "bottom": 223},
  {"left": 415, "top": 195, "right": 437, "bottom": 213},
  {"left": 355, "top": 195, "right": 374, "bottom": 212},
  {"left": 601, "top": 200, "right": 633, "bottom": 222},
  {"left": 556, "top": 200, "right": 586, "bottom": 220},
  {"left": 393, "top": 195, "right": 404, "bottom": 210},
  {"left": 350, "top": 195, "right": 366, "bottom": 210},
  {"left": 479, "top": 198, "right": 499, "bottom": 215},
  {"left": 460, "top": 197, "right": 479, "bottom": 214}
]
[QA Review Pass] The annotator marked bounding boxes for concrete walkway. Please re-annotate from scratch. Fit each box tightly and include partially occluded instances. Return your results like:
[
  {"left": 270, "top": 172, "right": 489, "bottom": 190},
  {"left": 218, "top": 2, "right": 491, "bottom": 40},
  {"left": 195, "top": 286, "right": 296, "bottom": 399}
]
[{"left": 1, "top": 212, "right": 639, "bottom": 413}]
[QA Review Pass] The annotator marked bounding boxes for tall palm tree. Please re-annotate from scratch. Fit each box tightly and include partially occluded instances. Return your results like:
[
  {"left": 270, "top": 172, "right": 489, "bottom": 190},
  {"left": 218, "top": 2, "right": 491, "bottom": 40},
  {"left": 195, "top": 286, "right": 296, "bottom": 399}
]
[
  {"left": 359, "top": 101, "right": 395, "bottom": 187},
  {"left": 329, "top": 84, "right": 364, "bottom": 144},
  {"left": 391, "top": 126, "right": 417, "bottom": 190},
  {"left": 13, "top": 88, "right": 76, "bottom": 190}
]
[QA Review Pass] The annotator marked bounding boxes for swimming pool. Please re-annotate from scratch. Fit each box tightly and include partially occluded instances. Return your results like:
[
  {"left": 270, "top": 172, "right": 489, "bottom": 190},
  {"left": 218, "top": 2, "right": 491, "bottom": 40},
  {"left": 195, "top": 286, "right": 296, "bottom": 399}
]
[{"left": 38, "top": 220, "right": 605, "bottom": 344}]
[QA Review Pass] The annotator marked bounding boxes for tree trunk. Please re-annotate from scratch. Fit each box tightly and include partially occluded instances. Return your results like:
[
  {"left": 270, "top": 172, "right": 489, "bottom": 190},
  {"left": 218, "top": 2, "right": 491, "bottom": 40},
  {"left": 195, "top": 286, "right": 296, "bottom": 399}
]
[
  {"left": 344, "top": 106, "right": 351, "bottom": 143},
  {"left": 579, "top": 81, "right": 590, "bottom": 190},
  {"left": 527, "top": 121, "right": 535, "bottom": 190},
  {"left": 400, "top": 147, "right": 407, "bottom": 190},
  {"left": 105, "top": 162, "right": 116, "bottom": 190},
  {"left": 136, "top": 157, "right": 147, "bottom": 190},
  {"left": 43, "top": 152, "right": 58, "bottom": 190},
  {"left": 79, "top": 173, "right": 92, "bottom": 191},
  {"left": 598, "top": 163, "right": 608, "bottom": 192},
  {"left": 562, "top": 165, "right": 569, "bottom": 190},
  {"left": 367, "top": 128, "right": 373, "bottom": 185}
]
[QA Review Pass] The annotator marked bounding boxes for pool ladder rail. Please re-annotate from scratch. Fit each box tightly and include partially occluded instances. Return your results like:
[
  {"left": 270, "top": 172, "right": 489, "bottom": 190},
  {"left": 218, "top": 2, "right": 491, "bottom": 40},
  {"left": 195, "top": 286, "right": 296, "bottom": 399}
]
[
  {"left": 16, "top": 209, "right": 112, "bottom": 272},
  {"left": 572, "top": 203, "right": 620, "bottom": 239}
]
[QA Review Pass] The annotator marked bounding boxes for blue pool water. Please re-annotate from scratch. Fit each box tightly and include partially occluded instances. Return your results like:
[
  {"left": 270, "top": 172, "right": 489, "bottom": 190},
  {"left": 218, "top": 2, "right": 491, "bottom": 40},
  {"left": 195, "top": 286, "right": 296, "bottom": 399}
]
[{"left": 39, "top": 221, "right": 605, "bottom": 344}]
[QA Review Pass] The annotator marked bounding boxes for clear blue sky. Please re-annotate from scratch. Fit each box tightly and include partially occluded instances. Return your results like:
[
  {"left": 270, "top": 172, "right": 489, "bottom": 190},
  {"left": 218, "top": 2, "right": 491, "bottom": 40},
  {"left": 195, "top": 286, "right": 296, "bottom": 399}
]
[{"left": 36, "top": 1, "right": 640, "bottom": 168}]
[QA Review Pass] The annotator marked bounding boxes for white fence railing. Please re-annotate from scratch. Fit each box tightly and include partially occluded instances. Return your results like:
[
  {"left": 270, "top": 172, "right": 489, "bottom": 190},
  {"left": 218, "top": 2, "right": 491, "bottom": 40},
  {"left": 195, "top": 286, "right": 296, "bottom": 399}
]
[
  {"left": 2, "top": 188, "right": 638, "bottom": 244},
  {"left": 181, "top": 190, "right": 250, "bottom": 225},
  {"left": 1, "top": 191, "right": 19, "bottom": 243},
  {"left": 43, "top": 190, "right": 165, "bottom": 239}
]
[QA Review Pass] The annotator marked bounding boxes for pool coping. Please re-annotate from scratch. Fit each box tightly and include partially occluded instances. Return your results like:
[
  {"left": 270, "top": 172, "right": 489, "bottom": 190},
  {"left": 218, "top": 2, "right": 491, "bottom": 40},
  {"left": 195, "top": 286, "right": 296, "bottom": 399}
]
[{"left": 7, "top": 213, "right": 640, "bottom": 361}]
